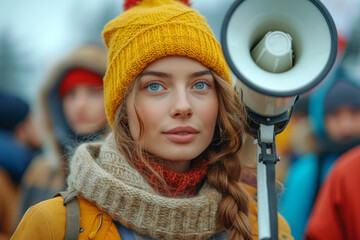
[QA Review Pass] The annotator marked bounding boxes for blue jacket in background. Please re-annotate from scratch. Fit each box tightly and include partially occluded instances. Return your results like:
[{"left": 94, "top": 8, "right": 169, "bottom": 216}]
[{"left": 0, "top": 129, "right": 33, "bottom": 183}]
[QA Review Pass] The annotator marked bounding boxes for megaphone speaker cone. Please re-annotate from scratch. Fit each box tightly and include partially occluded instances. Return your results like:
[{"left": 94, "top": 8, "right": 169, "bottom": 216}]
[{"left": 251, "top": 31, "right": 294, "bottom": 73}]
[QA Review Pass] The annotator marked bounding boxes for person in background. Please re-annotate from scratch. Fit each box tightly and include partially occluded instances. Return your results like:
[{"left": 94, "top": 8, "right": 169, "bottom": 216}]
[
  {"left": 305, "top": 143, "right": 360, "bottom": 240},
  {"left": 0, "top": 92, "right": 42, "bottom": 183},
  {"left": 18, "top": 44, "right": 109, "bottom": 218},
  {"left": 11, "top": 0, "right": 293, "bottom": 239},
  {"left": 278, "top": 66, "right": 360, "bottom": 240},
  {"left": 0, "top": 92, "right": 42, "bottom": 240}
]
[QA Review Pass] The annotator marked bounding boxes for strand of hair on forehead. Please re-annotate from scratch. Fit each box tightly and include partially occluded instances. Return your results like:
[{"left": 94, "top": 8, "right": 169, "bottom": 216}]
[{"left": 124, "top": 0, "right": 191, "bottom": 10}]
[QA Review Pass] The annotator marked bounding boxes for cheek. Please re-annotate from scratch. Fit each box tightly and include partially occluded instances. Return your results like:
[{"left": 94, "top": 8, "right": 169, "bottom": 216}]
[
  {"left": 127, "top": 99, "right": 165, "bottom": 141},
  {"left": 126, "top": 96, "right": 141, "bottom": 140},
  {"left": 199, "top": 99, "right": 218, "bottom": 132},
  {"left": 325, "top": 117, "right": 337, "bottom": 137},
  {"left": 127, "top": 113, "right": 138, "bottom": 141},
  {"left": 89, "top": 96, "right": 106, "bottom": 118},
  {"left": 355, "top": 114, "right": 360, "bottom": 131},
  {"left": 139, "top": 104, "right": 163, "bottom": 141},
  {"left": 138, "top": 102, "right": 162, "bottom": 128},
  {"left": 62, "top": 97, "right": 75, "bottom": 120}
]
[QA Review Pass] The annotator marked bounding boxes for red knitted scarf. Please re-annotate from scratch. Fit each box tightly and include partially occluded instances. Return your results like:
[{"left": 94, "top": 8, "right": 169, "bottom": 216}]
[{"left": 133, "top": 156, "right": 208, "bottom": 198}]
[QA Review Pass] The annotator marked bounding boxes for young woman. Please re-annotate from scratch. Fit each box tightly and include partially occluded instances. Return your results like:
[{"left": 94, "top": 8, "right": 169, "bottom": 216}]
[{"left": 11, "top": 0, "right": 292, "bottom": 239}]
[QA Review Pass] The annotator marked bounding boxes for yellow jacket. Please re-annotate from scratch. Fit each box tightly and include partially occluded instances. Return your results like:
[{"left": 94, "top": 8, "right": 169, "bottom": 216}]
[
  {"left": 11, "top": 196, "right": 119, "bottom": 240},
  {"left": 11, "top": 184, "right": 293, "bottom": 240}
]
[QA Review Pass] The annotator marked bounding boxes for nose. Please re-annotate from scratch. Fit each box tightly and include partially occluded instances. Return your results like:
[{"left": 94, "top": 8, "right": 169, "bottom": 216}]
[
  {"left": 73, "top": 91, "right": 87, "bottom": 111},
  {"left": 170, "top": 88, "right": 193, "bottom": 119}
]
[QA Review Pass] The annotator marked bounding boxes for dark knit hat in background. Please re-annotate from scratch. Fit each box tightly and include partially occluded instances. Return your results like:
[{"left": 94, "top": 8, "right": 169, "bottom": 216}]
[
  {"left": 0, "top": 91, "right": 29, "bottom": 131},
  {"left": 324, "top": 79, "right": 360, "bottom": 116}
]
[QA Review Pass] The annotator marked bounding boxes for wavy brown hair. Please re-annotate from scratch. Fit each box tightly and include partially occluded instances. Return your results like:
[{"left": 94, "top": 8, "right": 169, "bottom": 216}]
[{"left": 113, "top": 70, "right": 253, "bottom": 239}]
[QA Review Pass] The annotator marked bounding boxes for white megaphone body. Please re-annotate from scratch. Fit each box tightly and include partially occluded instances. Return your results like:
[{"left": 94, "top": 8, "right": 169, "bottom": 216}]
[
  {"left": 221, "top": 0, "right": 337, "bottom": 239},
  {"left": 222, "top": 0, "right": 337, "bottom": 127}
]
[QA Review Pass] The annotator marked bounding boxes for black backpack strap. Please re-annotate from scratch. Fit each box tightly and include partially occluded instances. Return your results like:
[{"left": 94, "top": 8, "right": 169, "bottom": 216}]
[{"left": 54, "top": 190, "right": 80, "bottom": 240}]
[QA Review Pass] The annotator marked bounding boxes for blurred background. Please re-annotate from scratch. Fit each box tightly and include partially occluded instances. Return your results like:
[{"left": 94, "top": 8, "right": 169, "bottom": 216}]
[
  {"left": 0, "top": 0, "right": 239, "bottom": 105},
  {"left": 1, "top": 0, "right": 359, "bottom": 105}
]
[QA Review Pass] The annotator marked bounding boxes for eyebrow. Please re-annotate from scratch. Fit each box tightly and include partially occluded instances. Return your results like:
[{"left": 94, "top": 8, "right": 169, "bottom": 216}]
[
  {"left": 190, "top": 70, "right": 212, "bottom": 78},
  {"left": 140, "top": 70, "right": 212, "bottom": 78},
  {"left": 141, "top": 71, "right": 170, "bottom": 78}
]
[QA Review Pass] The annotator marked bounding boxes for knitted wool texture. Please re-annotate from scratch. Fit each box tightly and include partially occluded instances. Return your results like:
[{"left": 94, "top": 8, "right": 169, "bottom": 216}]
[
  {"left": 133, "top": 156, "right": 208, "bottom": 198},
  {"left": 102, "top": 0, "right": 232, "bottom": 126},
  {"left": 67, "top": 133, "right": 223, "bottom": 239}
]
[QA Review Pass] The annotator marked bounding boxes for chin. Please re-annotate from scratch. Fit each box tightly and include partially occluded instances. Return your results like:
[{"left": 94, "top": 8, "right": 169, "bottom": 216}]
[
  {"left": 165, "top": 153, "right": 202, "bottom": 162},
  {"left": 75, "top": 128, "right": 96, "bottom": 136},
  {"left": 74, "top": 123, "right": 102, "bottom": 135}
]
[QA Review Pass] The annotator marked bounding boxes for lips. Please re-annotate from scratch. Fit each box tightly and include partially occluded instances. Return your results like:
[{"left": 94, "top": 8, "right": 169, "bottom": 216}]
[
  {"left": 76, "top": 117, "right": 89, "bottom": 123},
  {"left": 75, "top": 113, "right": 90, "bottom": 123},
  {"left": 163, "top": 126, "right": 199, "bottom": 143}
]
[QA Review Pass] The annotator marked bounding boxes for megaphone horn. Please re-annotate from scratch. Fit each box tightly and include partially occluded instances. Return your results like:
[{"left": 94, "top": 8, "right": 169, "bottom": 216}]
[{"left": 221, "top": 0, "right": 337, "bottom": 119}]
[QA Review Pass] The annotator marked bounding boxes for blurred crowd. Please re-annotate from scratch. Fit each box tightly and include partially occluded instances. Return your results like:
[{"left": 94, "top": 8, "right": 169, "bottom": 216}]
[
  {"left": 1, "top": 1, "right": 360, "bottom": 240},
  {"left": 0, "top": 44, "right": 109, "bottom": 239}
]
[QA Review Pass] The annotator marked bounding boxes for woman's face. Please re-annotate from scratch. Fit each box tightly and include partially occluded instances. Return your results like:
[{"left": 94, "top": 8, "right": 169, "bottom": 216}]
[
  {"left": 62, "top": 85, "right": 107, "bottom": 135},
  {"left": 126, "top": 56, "right": 219, "bottom": 173}
]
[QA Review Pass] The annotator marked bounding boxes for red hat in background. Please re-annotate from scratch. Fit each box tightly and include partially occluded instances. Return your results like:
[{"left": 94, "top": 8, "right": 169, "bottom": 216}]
[{"left": 59, "top": 68, "right": 103, "bottom": 98}]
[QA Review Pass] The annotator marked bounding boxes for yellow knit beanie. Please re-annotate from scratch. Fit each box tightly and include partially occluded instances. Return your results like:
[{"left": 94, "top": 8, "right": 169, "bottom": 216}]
[{"left": 102, "top": 0, "right": 231, "bottom": 126}]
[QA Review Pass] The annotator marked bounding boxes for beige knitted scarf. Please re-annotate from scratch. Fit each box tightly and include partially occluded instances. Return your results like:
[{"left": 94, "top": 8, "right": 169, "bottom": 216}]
[{"left": 67, "top": 133, "right": 223, "bottom": 240}]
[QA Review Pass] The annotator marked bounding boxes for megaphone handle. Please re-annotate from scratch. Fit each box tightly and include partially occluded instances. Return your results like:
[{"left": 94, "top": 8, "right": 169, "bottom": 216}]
[{"left": 256, "top": 124, "right": 279, "bottom": 240}]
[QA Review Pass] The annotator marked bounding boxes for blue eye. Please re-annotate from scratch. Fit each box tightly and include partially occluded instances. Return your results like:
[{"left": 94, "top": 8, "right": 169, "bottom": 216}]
[
  {"left": 147, "top": 83, "right": 163, "bottom": 92},
  {"left": 194, "top": 81, "right": 207, "bottom": 90}
]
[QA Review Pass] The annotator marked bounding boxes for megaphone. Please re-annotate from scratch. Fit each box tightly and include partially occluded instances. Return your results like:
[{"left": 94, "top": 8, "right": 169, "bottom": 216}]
[
  {"left": 222, "top": 0, "right": 337, "bottom": 128},
  {"left": 221, "top": 0, "right": 337, "bottom": 239}
]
